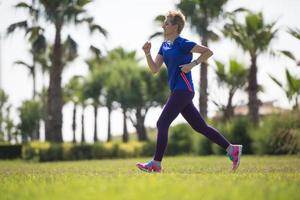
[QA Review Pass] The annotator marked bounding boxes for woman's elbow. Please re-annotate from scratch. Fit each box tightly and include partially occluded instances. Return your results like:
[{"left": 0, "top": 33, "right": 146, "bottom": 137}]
[{"left": 207, "top": 49, "right": 213, "bottom": 57}]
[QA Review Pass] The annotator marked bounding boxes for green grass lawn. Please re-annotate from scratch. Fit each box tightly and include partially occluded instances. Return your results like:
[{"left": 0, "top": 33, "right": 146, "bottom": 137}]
[{"left": 0, "top": 156, "right": 299, "bottom": 200}]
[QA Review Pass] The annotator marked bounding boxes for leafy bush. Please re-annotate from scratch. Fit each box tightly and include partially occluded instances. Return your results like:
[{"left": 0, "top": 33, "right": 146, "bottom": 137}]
[
  {"left": 166, "top": 124, "right": 195, "bottom": 155},
  {"left": 22, "top": 141, "right": 50, "bottom": 161},
  {"left": 117, "top": 141, "right": 144, "bottom": 158},
  {"left": 213, "top": 116, "right": 252, "bottom": 154},
  {"left": 0, "top": 144, "right": 22, "bottom": 159},
  {"left": 252, "top": 111, "right": 300, "bottom": 154},
  {"left": 40, "top": 143, "right": 63, "bottom": 161},
  {"left": 197, "top": 137, "right": 213, "bottom": 155},
  {"left": 69, "top": 144, "right": 94, "bottom": 160},
  {"left": 141, "top": 141, "right": 156, "bottom": 156}
]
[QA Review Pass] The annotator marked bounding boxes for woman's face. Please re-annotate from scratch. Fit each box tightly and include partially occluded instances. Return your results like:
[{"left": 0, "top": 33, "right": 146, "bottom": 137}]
[{"left": 162, "top": 17, "right": 178, "bottom": 36}]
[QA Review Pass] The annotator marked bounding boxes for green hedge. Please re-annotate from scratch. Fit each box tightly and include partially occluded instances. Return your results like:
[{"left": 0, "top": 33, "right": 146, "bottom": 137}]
[
  {"left": 3, "top": 112, "right": 300, "bottom": 162},
  {"left": 22, "top": 141, "right": 154, "bottom": 162},
  {"left": 0, "top": 144, "right": 22, "bottom": 159}
]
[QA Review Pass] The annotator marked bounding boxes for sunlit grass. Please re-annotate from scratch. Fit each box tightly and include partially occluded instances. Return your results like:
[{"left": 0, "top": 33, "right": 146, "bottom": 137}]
[{"left": 0, "top": 156, "right": 299, "bottom": 200}]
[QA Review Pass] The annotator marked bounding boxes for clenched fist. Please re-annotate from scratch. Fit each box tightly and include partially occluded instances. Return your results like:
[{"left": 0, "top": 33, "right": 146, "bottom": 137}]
[{"left": 142, "top": 41, "right": 151, "bottom": 55}]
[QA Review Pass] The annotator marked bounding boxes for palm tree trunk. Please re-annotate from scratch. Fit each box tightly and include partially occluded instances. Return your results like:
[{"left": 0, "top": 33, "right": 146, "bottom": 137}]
[
  {"left": 294, "top": 96, "right": 299, "bottom": 110},
  {"left": 107, "top": 105, "right": 112, "bottom": 142},
  {"left": 32, "top": 59, "right": 36, "bottom": 99},
  {"left": 72, "top": 103, "right": 77, "bottom": 143},
  {"left": 93, "top": 104, "right": 98, "bottom": 142},
  {"left": 199, "top": 37, "right": 208, "bottom": 118},
  {"left": 224, "top": 90, "right": 235, "bottom": 121},
  {"left": 46, "top": 22, "right": 63, "bottom": 142},
  {"left": 81, "top": 107, "right": 85, "bottom": 143},
  {"left": 134, "top": 108, "right": 148, "bottom": 141},
  {"left": 122, "top": 108, "right": 129, "bottom": 143},
  {"left": 248, "top": 55, "right": 259, "bottom": 125}
]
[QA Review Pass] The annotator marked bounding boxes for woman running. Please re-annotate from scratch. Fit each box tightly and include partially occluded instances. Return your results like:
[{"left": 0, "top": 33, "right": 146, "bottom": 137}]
[{"left": 136, "top": 10, "right": 242, "bottom": 173}]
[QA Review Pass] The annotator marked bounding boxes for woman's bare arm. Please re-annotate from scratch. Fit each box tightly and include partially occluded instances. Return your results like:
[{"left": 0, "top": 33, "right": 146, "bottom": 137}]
[
  {"left": 145, "top": 54, "right": 164, "bottom": 74},
  {"left": 180, "top": 44, "right": 213, "bottom": 73},
  {"left": 143, "top": 41, "right": 164, "bottom": 74}
]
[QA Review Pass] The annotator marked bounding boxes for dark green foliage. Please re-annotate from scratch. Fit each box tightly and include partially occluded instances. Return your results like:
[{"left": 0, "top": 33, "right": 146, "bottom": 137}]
[
  {"left": 213, "top": 116, "right": 253, "bottom": 154},
  {"left": 140, "top": 141, "right": 156, "bottom": 157},
  {"left": 197, "top": 137, "right": 213, "bottom": 155},
  {"left": 167, "top": 124, "right": 195, "bottom": 155},
  {"left": 252, "top": 111, "right": 300, "bottom": 154},
  {"left": 18, "top": 100, "right": 42, "bottom": 142},
  {"left": 0, "top": 145, "right": 22, "bottom": 159},
  {"left": 40, "top": 143, "right": 63, "bottom": 161}
]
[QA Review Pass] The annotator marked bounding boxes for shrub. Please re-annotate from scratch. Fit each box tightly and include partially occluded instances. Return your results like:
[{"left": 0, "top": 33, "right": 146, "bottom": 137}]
[
  {"left": 141, "top": 141, "right": 156, "bottom": 156},
  {"left": 117, "top": 141, "right": 144, "bottom": 158},
  {"left": 40, "top": 143, "right": 63, "bottom": 162},
  {"left": 70, "top": 144, "right": 93, "bottom": 160},
  {"left": 197, "top": 137, "right": 213, "bottom": 155},
  {"left": 213, "top": 116, "right": 252, "bottom": 154},
  {"left": 0, "top": 144, "right": 22, "bottom": 159},
  {"left": 166, "top": 124, "right": 194, "bottom": 155},
  {"left": 22, "top": 141, "right": 50, "bottom": 161},
  {"left": 252, "top": 111, "right": 300, "bottom": 155}
]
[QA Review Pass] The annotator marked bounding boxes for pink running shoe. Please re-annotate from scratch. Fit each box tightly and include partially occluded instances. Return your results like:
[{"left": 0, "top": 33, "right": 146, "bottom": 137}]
[
  {"left": 136, "top": 160, "right": 162, "bottom": 173},
  {"left": 227, "top": 145, "right": 243, "bottom": 171}
]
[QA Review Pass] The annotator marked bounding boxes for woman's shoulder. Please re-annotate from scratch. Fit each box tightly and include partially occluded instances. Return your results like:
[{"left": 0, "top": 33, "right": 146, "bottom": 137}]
[{"left": 176, "top": 36, "right": 194, "bottom": 44}]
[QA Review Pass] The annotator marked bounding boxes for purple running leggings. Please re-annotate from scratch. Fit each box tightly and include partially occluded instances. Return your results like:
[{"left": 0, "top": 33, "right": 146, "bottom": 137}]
[{"left": 154, "top": 90, "right": 230, "bottom": 161}]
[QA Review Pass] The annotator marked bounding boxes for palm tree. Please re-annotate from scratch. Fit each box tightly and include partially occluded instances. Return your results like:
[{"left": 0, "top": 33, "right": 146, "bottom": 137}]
[
  {"left": 106, "top": 48, "right": 138, "bottom": 142},
  {"left": 102, "top": 67, "right": 119, "bottom": 142},
  {"left": 84, "top": 71, "right": 104, "bottom": 143},
  {"left": 106, "top": 60, "right": 132, "bottom": 143},
  {"left": 79, "top": 80, "right": 89, "bottom": 144},
  {"left": 127, "top": 67, "right": 169, "bottom": 141},
  {"left": 64, "top": 76, "right": 83, "bottom": 143},
  {"left": 223, "top": 10, "right": 278, "bottom": 124},
  {"left": 18, "top": 99, "right": 42, "bottom": 143},
  {"left": 4, "top": 105, "right": 15, "bottom": 144},
  {"left": 0, "top": 89, "right": 9, "bottom": 141},
  {"left": 214, "top": 59, "right": 248, "bottom": 120},
  {"left": 36, "top": 87, "right": 48, "bottom": 141},
  {"left": 177, "top": 0, "right": 229, "bottom": 118},
  {"left": 84, "top": 46, "right": 107, "bottom": 142},
  {"left": 7, "top": 1, "right": 46, "bottom": 99},
  {"left": 34, "top": 0, "right": 107, "bottom": 142}
]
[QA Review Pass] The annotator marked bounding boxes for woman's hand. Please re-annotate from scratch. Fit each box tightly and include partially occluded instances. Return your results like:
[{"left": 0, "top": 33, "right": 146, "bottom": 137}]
[
  {"left": 180, "top": 63, "right": 194, "bottom": 73},
  {"left": 142, "top": 41, "right": 151, "bottom": 55}
]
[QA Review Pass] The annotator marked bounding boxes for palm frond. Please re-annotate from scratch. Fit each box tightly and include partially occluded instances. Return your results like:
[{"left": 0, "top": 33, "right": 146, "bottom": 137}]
[
  {"left": 90, "top": 24, "right": 108, "bottom": 37},
  {"left": 207, "top": 30, "right": 220, "bottom": 42},
  {"left": 148, "top": 32, "right": 163, "bottom": 40},
  {"left": 75, "top": 17, "right": 93, "bottom": 24},
  {"left": 89, "top": 45, "right": 102, "bottom": 57},
  {"left": 231, "top": 7, "right": 251, "bottom": 14},
  {"left": 32, "top": 34, "right": 47, "bottom": 54},
  {"left": 14, "top": 61, "right": 33, "bottom": 73},
  {"left": 154, "top": 15, "right": 165, "bottom": 24},
  {"left": 288, "top": 28, "right": 300, "bottom": 40},
  {"left": 269, "top": 74, "right": 283, "bottom": 88},
  {"left": 6, "top": 21, "right": 28, "bottom": 35},
  {"left": 279, "top": 50, "right": 296, "bottom": 61},
  {"left": 63, "top": 35, "right": 78, "bottom": 63},
  {"left": 15, "top": 2, "right": 39, "bottom": 18},
  {"left": 286, "top": 69, "right": 296, "bottom": 91},
  {"left": 77, "top": 0, "right": 92, "bottom": 7}
]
